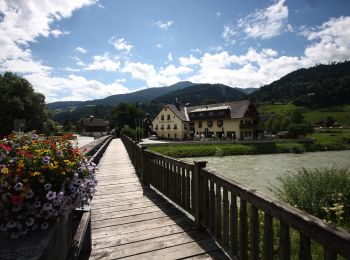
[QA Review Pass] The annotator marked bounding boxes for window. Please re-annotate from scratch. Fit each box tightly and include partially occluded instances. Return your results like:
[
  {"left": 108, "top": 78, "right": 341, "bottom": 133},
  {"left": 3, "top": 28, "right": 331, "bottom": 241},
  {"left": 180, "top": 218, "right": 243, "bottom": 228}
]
[
  {"left": 167, "top": 114, "right": 171, "bottom": 120},
  {"left": 207, "top": 120, "right": 213, "bottom": 127},
  {"left": 208, "top": 111, "right": 213, "bottom": 116},
  {"left": 199, "top": 112, "right": 204, "bottom": 117},
  {"left": 184, "top": 124, "right": 187, "bottom": 130},
  {"left": 167, "top": 125, "right": 170, "bottom": 129},
  {"left": 161, "top": 125, "right": 164, "bottom": 130},
  {"left": 161, "top": 115, "right": 164, "bottom": 120},
  {"left": 173, "top": 124, "right": 177, "bottom": 130},
  {"left": 217, "top": 120, "right": 223, "bottom": 127},
  {"left": 218, "top": 111, "right": 225, "bottom": 116},
  {"left": 168, "top": 134, "right": 170, "bottom": 138},
  {"left": 174, "top": 134, "right": 177, "bottom": 139},
  {"left": 155, "top": 125, "right": 158, "bottom": 130},
  {"left": 198, "top": 121, "right": 202, "bottom": 128}
]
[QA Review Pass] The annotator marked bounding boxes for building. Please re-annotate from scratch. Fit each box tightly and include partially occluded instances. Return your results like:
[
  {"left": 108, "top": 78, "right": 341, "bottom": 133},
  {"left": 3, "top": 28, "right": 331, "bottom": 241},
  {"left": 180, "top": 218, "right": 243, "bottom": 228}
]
[
  {"left": 152, "top": 103, "right": 190, "bottom": 140},
  {"left": 81, "top": 116, "right": 107, "bottom": 136},
  {"left": 152, "top": 100, "right": 258, "bottom": 140}
]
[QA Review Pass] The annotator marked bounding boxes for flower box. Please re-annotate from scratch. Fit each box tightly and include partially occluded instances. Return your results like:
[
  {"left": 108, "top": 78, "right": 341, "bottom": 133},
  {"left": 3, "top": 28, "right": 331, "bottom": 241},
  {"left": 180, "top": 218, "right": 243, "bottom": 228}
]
[{"left": 0, "top": 133, "right": 97, "bottom": 258}]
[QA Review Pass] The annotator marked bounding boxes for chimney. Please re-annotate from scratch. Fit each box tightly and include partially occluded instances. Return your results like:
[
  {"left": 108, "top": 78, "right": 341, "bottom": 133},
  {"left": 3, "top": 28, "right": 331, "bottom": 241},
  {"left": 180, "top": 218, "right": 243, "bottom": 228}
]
[{"left": 175, "top": 98, "right": 181, "bottom": 110}]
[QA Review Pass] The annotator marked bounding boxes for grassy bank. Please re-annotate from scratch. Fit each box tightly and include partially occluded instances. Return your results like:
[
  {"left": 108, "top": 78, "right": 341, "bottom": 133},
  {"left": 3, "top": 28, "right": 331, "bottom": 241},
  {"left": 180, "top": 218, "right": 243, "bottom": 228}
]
[{"left": 148, "top": 131, "right": 350, "bottom": 157}]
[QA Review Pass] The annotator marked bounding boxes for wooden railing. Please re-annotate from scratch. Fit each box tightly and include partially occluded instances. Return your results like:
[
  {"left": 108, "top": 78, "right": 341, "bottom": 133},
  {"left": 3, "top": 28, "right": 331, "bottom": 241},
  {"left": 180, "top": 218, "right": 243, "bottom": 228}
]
[
  {"left": 68, "top": 136, "right": 113, "bottom": 260},
  {"left": 121, "top": 135, "right": 350, "bottom": 259}
]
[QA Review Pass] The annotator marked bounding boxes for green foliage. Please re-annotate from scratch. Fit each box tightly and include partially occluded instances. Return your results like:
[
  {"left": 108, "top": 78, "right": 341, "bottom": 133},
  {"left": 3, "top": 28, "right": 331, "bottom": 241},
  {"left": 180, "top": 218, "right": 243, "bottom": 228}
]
[
  {"left": 289, "top": 108, "right": 304, "bottom": 124},
  {"left": 251, "top": 61, "right": 350, "bottom": 108},
  {"left": 109, "top": 103, "right": 145, "bottom": 129},
  {"left": 288, "top": 123, "right": 313, "bottom": 138},
  {"left": 148, "top": 143, "right": 256, "bottom": 158},
  {"left": 272, "top": 167, "right": 350, "bottom": 227},
  {"left": 303, "top": 105, "right": 350, "bottom": 126},
  {"left": 276, "top": 142, "right": 306, "bottom": 153},
  {"left": 257, "top": 103, "right": 297, "bottom": 115},
  {"left": 0, "top": 72, "right": 49, "bottom": 135}
]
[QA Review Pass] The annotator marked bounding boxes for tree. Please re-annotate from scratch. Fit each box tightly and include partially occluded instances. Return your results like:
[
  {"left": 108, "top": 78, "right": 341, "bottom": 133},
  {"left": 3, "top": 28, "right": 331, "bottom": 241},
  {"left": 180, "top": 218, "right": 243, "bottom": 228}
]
[
  {"left": 288, "top": 123, "right": 313, "bottom": 138},
  {"left": 281, "top": 116, "right": 292, "bottom": 131},
  {"left": 289, "top": 108, "right": 304, "bottom": 124},
  {"left": 109, "top": 103, "right": 145, "bottom": 129},
  {"left": 0, "top": 72, "right": 49, "bottom": 136},
  {"left": 324, "top": 116, "right": 335, "bottom": 127}
]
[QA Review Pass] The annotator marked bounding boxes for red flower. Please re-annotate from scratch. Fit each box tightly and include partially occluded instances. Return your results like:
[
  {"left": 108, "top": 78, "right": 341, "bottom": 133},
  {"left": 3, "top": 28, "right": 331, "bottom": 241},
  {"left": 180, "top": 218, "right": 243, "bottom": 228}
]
[
  {"left": 12, "top": 195, "right": 24, "bottom": 206},
  {"left": 1, "top": 144, "right": 12, "bottom": 152}
]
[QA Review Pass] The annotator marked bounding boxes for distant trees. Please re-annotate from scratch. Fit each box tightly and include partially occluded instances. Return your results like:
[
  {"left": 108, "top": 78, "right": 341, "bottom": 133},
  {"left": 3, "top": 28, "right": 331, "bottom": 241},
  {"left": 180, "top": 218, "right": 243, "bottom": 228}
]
[
  {"left": 109, "top": 103, "right": 145, "bottom": 129},
  {"left": 0, "top": 72, "right": 49, "bottom": 136}
]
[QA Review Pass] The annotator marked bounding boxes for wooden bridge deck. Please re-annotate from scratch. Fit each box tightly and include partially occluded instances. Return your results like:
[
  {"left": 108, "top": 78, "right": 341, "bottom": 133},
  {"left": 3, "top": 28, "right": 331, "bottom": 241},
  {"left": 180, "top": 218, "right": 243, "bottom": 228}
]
[{"left": 90, "top": 139, "right": 227, "bottom": 259}]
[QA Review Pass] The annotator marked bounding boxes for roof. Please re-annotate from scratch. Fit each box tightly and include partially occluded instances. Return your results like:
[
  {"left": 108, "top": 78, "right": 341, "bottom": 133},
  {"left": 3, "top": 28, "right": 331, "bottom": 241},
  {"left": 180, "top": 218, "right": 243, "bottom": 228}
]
[
  {"left": 82, "top": 118, "right": 106, "bottom": 127},
  {"left": 191, "top": 105, "right": 230, "bottom": 113},
  {"left": 187, "top": 100, "right": 251, "bottom": 119},
  {"left": 153, "top": 100, "right": 253, "bottom": 123}
]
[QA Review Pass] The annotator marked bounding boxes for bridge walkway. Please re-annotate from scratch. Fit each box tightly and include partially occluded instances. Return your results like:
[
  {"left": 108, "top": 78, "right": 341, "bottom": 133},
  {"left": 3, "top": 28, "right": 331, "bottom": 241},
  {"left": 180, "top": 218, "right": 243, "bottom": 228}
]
[{"left": 89, "top": 138, "right": 227, "bottom": 259}]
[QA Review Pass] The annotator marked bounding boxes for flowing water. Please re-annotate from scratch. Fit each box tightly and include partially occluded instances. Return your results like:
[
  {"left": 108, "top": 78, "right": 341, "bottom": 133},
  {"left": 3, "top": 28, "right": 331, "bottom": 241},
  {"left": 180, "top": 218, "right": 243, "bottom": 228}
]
[{"left": 182, "top": 150, "right": 350, "bottom": 196}]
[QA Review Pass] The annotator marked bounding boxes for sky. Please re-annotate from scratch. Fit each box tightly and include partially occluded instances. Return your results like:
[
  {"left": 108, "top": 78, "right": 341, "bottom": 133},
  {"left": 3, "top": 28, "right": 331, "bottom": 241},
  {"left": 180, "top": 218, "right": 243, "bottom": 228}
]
[{"left": 0, "top": 0, "right": 350, "bottom": 103}]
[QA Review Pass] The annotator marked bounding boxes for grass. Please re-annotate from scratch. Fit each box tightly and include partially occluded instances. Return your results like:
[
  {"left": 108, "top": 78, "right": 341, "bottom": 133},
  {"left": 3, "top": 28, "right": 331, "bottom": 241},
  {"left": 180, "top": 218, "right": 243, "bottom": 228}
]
[
  {"left": 257, "top": 103, "right": 297, "bottom": 115},
  {"left": 258, "top": 103, "right": 350, "bottom": 125}
]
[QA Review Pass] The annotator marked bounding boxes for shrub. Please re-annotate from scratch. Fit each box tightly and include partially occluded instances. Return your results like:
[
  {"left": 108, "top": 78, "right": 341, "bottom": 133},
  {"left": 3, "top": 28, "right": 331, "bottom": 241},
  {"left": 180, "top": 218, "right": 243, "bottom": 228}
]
[
  {"left": 0, "top": 133, "right": 97, "bottom": 238},
  {"left": 272, "top": 167, "right": 350, "bottom": 227}
]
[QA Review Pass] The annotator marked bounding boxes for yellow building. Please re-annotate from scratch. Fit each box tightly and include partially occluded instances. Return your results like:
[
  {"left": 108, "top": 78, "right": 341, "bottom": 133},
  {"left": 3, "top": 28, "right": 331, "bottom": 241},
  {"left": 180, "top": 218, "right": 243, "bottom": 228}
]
[{"left": 152, "top": 100, "right": 258, "bottom": 140}]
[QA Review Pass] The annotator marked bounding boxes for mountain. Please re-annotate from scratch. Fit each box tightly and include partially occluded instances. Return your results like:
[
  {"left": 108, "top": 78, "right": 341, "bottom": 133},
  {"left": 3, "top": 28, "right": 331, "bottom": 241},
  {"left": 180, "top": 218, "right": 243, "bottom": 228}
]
[
  {"left": 235, "top": 87, "right": 258, "bottom": 95},
  {"left": 250, "top": 61, "right": 350, "bottom": 107},
  {"left": 151, "top": 83, "right": 247, "bottom": 106},
  {"left": 47, "top": 81, "right": 194, "bottom": 110}
]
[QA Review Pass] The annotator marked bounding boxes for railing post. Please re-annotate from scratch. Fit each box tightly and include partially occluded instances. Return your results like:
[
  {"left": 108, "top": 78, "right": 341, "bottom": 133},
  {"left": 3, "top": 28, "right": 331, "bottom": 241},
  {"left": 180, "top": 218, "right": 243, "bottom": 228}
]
[
  {"left": 141, "top": 146, "right": 147, "bottom": 184},
  {"left": 193, "top": 160, "right": 207, "bottom": 230}
]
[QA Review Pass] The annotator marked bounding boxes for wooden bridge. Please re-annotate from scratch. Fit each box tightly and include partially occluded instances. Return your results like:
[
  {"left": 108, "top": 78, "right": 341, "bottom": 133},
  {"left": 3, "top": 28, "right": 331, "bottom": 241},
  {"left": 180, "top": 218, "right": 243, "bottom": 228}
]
[
  {"left": 89, "top": 139, "right": 227, "bottom": 259},
  {"left": 83, "top": 137, "right": 350, "bottom": 260}
]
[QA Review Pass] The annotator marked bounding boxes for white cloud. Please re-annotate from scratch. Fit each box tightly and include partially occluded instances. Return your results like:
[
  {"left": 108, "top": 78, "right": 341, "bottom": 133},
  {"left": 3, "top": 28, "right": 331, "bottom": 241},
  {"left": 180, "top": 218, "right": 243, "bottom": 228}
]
[
  {"left": 109, "top": 36, "right": 133, "bottom": 53},
  {"left": 160, "top": 65, "right": 192, "bottom": 77},
  {"left": 50, "top": 29, "right": 70, "bottom": 38},
  {"left": 154, "top": 20, "right": 174, "bottom": 30},
  {"left": 156, "top": 43, "right": 163, "bottom": 48},
  {"left": 85, "top": 54, "right": 120, "bottom": 71},
  {"left": 237, "top": 0, "right": 290, "bottom": 39},
  {"left": 303, "top": 16, "right": 350, "bottom": 64},
  {"left": 179, "top": 55, "right": 200, "bottom": 66},
  {"left": 167, "top": 52, "right": 173, "bottom": 62},
  {"left": 216, "top": 11, "right": 222, "bottom": 17},
  {"left": 222, "top": 24, "right": 237, "bottom": 43},
  {"left": 24, "top": 72, "right": 129, "bottom": 102},
  {"left": 75, "top": 47, "right": 87, "bottom": 54}
]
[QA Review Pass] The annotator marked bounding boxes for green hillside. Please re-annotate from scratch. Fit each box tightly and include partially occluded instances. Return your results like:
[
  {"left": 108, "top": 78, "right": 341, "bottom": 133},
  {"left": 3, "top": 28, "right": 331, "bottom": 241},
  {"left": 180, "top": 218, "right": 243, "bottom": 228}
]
[{"left": 251, "top": 61, "right": 350, "bottom": 107}]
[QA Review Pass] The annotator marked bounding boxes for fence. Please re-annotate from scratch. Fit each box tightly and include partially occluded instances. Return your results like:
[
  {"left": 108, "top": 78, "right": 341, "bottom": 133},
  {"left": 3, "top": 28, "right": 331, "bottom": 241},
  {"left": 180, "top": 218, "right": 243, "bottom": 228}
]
[{"left": 121, "top": 135, "right": 350, "bottom": 260}]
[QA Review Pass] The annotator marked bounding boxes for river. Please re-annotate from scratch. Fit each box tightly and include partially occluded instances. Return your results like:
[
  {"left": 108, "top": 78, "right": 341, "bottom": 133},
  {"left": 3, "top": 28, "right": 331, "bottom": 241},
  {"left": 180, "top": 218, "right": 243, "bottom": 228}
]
[{"left": 182, "top": 150, "right": 350, "bottom": 196}]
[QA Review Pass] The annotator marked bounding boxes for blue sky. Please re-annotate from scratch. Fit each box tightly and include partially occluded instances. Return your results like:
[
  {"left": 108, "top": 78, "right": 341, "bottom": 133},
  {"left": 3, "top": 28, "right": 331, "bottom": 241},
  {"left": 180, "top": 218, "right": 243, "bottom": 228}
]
[{"left": 0, "top": 0, "right": 349, "bottom": 103}]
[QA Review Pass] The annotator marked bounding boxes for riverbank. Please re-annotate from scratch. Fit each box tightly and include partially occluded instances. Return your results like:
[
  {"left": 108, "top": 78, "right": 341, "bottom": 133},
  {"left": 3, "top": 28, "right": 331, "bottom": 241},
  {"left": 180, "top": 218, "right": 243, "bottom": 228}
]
[{"left": 147, "top": 137, "right": 350, "bottom": 158}]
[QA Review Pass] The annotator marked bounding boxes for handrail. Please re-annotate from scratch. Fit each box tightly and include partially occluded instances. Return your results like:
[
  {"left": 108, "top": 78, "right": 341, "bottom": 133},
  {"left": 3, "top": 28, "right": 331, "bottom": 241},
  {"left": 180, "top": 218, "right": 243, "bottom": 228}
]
[
  {"left": 68, "top": 136, "right": 113, "bottom": 259},
  {"left": 121, "top": 134, "right": 350, "bottom": 259}
]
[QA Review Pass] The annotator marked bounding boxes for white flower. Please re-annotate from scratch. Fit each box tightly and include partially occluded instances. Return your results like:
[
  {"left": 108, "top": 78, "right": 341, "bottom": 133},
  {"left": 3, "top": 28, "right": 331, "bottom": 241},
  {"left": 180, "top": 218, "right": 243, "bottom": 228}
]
[{"left": 25, "top": 218, "right": 35, "bottom": 227}]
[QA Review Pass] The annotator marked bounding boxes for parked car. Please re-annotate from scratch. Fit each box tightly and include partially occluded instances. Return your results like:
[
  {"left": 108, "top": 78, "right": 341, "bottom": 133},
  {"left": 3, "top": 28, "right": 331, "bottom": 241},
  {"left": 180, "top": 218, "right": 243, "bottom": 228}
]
[{"left": 149, "top": 134, "right": 158, "bottom": 140}]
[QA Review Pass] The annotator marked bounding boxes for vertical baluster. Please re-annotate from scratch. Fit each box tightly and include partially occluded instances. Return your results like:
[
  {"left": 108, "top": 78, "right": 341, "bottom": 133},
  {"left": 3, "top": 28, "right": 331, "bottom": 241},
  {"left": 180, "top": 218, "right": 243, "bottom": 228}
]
[
  {"left": 240, "top": 199, "right": 248, "bottom": 260},
  {"left": 251, "top": 205, "right": 259, "bottom": 260},
  {"left": 181, "top": 167, "right": 186, "bottom": 209},
  {"left": 263, "top": 213, "right": 273, "bottom": 260},
  {"left": 215, "top": 184, "right": 222, "bottom": 240},
  {"left": 186, "top": 170, "right": 191, "bottom": 213},
  {"left": 209, "top": 181, "right": 215, "bottom": 232},
  {"left": 323, "top": 247, "right": 337, "bottom": 260},
  {"left": 230, "top": 193, "right": 238, "bottom": 257},
  {"left": 223, "top": 188, "right": 229, "bottom": 247},
  {"left": 204, "top": 174, "right": 209, "bottom": 227},
  {"left": 280, "top": 221, "right": 290, "bottom": 260},
  {"left": 299, "top": 233, "right": 311, "bottom": 260}
]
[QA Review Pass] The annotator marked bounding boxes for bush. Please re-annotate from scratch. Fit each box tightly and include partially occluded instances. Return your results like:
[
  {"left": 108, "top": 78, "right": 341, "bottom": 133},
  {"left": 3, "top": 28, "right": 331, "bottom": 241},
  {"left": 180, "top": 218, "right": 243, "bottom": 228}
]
[
  {"left": 272, "top": 167, "right": 350, "bottom": 227},
  {"left": 276, "top": 142, "right": 306, "bottom": 153}
]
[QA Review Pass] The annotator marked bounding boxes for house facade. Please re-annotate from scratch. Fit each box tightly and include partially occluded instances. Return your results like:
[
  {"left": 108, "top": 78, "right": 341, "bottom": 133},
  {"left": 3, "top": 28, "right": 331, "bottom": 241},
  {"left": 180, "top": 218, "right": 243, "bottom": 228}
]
[
  {"left": 152, "top": 100, "right": 258, "bottom": 140},
  {"left": 81, "top": 116, "right": 107, "bottom": 136},
  {"left": 152, "top": 104, "right": 190, "bottom": 140}
]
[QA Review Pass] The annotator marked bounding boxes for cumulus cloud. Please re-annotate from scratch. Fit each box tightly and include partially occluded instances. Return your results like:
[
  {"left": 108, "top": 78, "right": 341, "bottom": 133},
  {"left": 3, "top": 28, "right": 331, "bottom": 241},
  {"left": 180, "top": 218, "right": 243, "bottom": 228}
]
[
  {"left": 75, "top": 47, "right": 87, "bottom": 54},
  {"left": 179, "top": 55, "right": 201, "bottom": 66},
  {"left": 237, "top": 0, "right": 290, "bottom": 39},
  {"left": 85, "top": 54, "right": 120, "bottom": 71},
  {"left": 109, "top": 36, "right": 133, "bottom": 53},
  {"left": 167, "top": 52, "right": 173, "bottom": 62},
  {"left": 25, "top": 72, "right": 129, "bottom": 102},
  {"left": 303, "top": 16, "right": 350, "bottom": 64},
  {"left": 50, "top": 29, "right": 70, "bottom": 38},
  {"left": 154, "top": 20, "right": 174, "bottom": 30}
]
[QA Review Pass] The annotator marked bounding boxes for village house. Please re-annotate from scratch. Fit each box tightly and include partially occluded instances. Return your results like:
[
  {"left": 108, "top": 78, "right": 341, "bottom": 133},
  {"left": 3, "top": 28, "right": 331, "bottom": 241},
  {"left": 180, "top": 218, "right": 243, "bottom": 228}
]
[
  {"left": 81, "top": 116, "right": 107, "bottom": 136},
  {"left": 152, "top": 100, "right": 258, "bottom": 140}
]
